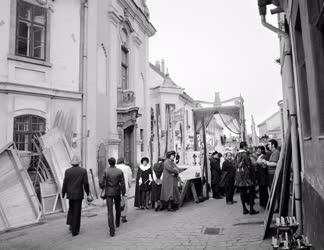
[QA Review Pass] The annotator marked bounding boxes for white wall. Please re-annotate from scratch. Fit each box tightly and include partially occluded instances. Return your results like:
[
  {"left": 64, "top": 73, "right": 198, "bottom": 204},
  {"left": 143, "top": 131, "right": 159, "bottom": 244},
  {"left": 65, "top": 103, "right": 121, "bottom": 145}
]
[{"left": 0, "top": 0, "right": 80, "bottom": 91}]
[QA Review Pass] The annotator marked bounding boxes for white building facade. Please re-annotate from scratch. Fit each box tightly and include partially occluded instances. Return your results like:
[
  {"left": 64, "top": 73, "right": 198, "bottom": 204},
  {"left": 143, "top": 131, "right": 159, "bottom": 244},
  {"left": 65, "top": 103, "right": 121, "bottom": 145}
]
[
  {"left": 0, "top": 0, "right": 155, "bottom": 177},
  {"left": 84, "top": 0, "right": 155, "bottom": 173},
  {"left": 0, "top": 0, "right": 82, "bottom": 155}
]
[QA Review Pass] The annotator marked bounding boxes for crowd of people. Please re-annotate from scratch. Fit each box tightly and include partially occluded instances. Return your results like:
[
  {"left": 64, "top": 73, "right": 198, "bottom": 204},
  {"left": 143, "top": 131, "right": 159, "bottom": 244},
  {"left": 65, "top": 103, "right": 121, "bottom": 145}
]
[
  {"left": 61, "top": 139, "right": 280, "bottom": 237},
  {"left": 209, "top": 139, "right": 280, "bottom": 215}
]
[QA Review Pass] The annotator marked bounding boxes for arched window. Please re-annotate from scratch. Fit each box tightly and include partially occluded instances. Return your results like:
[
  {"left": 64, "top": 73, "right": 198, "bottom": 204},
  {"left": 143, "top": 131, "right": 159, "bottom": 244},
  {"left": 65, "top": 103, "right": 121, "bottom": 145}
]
[{"left": 13, "top": 115, "right": 46, "bottom": 151}]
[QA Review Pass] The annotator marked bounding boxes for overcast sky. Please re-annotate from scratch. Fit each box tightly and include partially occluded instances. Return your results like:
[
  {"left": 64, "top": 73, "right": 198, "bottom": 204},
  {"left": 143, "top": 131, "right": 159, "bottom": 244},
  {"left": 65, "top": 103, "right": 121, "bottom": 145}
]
[{"left": 147, "top": 1, "right": 283, "bottom": 134}]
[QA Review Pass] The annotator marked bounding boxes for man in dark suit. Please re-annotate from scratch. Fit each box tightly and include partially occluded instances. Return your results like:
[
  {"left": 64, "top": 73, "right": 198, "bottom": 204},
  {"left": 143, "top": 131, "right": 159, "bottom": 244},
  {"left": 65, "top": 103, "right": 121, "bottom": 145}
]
[
  {"left": 62, "top": 155, "right": 91, "bottom": 236},
  {"left": 100, "top": 157, "right": 125, "bottom": 237}
]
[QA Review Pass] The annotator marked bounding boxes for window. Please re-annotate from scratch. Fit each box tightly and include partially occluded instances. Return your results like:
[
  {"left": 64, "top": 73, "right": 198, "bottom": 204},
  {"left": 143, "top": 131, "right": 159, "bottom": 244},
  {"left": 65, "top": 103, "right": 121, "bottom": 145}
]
[
  {"left": 14, "top": 115, "right": 46, "bottom": 151},
  {"left": 140, "top": 129, "right": 144, "bottom": 152},
  {"left": 16, "top": 0, "right": 47, "bottom": 60},
  {"left": 294, "top": 9, "right": 311, "bottom": 138},
  {"left": 121, "top": 46, "right": 128, "bottom": 89},
  {"left": 186, "top": 110, "right": 189, "bottom": 128},
  {"left": 315, "top": 0, "right": 324, "bottom": 134}
]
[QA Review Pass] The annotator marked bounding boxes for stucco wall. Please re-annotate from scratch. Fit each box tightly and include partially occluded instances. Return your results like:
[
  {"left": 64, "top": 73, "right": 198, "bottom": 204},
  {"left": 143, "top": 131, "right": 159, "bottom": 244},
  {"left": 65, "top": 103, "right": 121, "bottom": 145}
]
[{"left": 0, "top": 0, "right": 80, "bottom": 91}]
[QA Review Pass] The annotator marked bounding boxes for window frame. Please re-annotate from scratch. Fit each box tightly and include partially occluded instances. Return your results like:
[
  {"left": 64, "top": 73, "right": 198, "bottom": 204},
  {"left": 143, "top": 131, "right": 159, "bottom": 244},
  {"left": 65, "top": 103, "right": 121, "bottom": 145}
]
[
  {"left": 140, "top": 129, "right": 144, "bottom": 152},
  {"left": 294, "top": 8, "right": 312, "bottom": 139},
  {"left": 13, "top": 114, "right": 46, "bottom": 152},
  {"left": 9, "top": 0, "right": 51, "bottom": 66},
  {"left": 121, "top": 46, "right": 129, "bottom": 89}
]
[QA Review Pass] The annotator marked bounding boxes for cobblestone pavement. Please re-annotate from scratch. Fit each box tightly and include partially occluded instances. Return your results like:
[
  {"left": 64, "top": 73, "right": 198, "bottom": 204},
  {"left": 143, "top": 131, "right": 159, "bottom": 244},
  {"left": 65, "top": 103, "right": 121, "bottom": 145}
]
[{"left": 0, "top": 194, "right": 271, "bottom": 250}]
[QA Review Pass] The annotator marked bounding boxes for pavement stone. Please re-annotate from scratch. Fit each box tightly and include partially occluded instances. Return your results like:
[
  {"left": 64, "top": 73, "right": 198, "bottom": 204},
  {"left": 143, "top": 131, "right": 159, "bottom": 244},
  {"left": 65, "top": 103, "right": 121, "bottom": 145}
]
[{"left": 0, "top": 192, "right": 272, "bottom": 250}]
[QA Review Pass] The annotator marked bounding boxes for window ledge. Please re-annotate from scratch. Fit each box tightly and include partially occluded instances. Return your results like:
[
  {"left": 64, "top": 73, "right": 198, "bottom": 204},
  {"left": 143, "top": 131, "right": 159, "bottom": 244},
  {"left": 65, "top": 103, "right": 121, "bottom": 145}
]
[
  {"left": 318, "top": 136, "right": 324, "bottom": 140},
  {"left": 8, "top": 55, "right": 52, "bottom": 68},
  {"left": 303, "top": 137, "right": 312, "bottom": 141}
]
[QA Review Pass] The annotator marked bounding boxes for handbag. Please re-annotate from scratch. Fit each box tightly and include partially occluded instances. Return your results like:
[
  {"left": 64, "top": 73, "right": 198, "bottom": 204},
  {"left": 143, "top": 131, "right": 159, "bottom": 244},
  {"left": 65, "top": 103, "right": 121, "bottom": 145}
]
[
  {"left": 87, "top": 193, "right": 94, "bottom": 203},
  {"left": 100, "top": 189, "right": 106, "bottom": 200},
  {"left": 121, "top": 196, "right": 126, "bottom": 211}
]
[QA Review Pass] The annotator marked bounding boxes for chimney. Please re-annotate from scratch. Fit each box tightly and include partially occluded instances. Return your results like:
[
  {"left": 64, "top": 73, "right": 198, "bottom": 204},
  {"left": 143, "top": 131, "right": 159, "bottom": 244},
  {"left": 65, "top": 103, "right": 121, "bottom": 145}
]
[
  {"left": 214, "top": 92, "right": 221, "bottom": 106},
  {"left": 161, "top": 59, "right": 165, "bottom": 74},
  {"left": 155, "top": 60, "right": 161, "bottom": 71}
]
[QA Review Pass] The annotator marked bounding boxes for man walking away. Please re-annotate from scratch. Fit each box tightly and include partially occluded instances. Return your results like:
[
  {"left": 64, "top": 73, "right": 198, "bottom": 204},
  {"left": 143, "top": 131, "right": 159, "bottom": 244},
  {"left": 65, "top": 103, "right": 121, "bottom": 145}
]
[
  {"left": 116, "top": 157, "right": 132, "bottom": 223},
  {"left": 62, "top": 155, "right": 91, "bottom": 236},
  {"left": 100, "top": 157, "right": 126, "bottom": 237},
  {"left": 234, "top": 142, "right": 259, "bottom": 215}
]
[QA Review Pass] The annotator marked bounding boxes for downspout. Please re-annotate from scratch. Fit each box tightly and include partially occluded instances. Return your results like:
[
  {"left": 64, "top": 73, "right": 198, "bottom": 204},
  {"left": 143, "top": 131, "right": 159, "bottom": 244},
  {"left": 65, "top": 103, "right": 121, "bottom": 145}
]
[
  {"left": 80, "top": 0, "right": 88, "bottom": 169},
  {"left": 259, "top": 12, "right": 303, "bottom": 233}
]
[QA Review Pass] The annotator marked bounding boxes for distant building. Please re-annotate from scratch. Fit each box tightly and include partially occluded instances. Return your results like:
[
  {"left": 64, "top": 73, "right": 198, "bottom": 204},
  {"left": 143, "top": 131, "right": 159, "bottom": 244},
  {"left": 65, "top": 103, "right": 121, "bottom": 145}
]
[
  {"left": 149, "top": 61, "right": 223, "bottom": 164},
  {"left": 257, "top": 110, "right": 282, "bottom": 144}
]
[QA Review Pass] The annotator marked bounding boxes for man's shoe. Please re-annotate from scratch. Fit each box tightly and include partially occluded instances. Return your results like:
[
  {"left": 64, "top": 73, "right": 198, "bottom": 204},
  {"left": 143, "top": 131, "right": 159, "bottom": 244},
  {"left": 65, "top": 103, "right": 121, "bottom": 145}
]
[
  {"left": 122, "top": 217, "right": 128, "bottom": 223},
  {"left": 110, "top": 231, "right": 115, "bottom": 237},
  {"left": 231, "top": 200, "right": 237, "bottom": 203},
  {"left": 226, "top": 201, "right": 234, "bottom": 205},
  {"left": 243, "top": 209, "right": 249, "bottom": 215},
  {"left": 249, "top": 209, "right": 259, "bottom": 215},
  {"left": 72, "top": 232, "right": 79, "bottom": 236},
  {"left": 116, "top": 223, "right": 120, "bottom": 228}
]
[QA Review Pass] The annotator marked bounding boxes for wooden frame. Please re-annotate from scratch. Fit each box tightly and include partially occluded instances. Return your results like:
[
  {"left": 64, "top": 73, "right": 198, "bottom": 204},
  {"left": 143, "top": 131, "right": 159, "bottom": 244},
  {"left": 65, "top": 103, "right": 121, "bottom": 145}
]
[
  {"left": 0, "top": 142, "right": 43, "bottom": 232},
  {"left": 262, "top": 127, "right": 291, "bottom": 239}
]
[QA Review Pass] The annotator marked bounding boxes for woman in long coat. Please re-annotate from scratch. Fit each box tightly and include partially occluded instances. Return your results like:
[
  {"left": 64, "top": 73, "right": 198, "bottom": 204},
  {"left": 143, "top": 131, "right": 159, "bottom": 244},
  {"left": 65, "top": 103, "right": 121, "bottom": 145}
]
[
  {"left": 221, "top": 152, "right": 236, "bottom": 204},
  {"left": 210, "top": 152, "right": 222, "bottom": 199},
  {"left": 134, "top": 157, "right": 153, "bottom": 209},
  {"left": 160, "top": 151, "right": 180, "bottom": 211},
  {"left": 151, "top": 157, "right": 164, "bottom": 211}
]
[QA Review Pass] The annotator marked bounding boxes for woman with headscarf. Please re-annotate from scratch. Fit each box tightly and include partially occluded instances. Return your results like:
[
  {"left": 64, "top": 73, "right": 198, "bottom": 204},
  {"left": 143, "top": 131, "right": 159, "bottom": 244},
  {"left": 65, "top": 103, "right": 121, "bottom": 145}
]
[
  {"left": 160, "top": 150, "right": 181, "bottom": 211},
  {"left": 134, "top": 157, "right": 153, "bottom": 209},
  {"left": 151, "top": 157, "right": 164, "bottom": 211}
]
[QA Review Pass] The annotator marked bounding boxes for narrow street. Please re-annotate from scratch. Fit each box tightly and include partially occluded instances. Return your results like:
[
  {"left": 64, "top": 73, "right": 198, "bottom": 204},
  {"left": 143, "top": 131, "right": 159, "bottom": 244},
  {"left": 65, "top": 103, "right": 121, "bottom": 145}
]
[{"left": 0, "top": 194, "right": 271, "bottom": 250}]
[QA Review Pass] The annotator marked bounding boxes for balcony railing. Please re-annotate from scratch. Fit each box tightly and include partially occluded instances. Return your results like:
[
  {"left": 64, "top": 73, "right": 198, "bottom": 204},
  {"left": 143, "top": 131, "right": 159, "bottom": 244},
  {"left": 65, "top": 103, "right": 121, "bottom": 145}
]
[{"left": 117, "top": 89, "right": 136, "bottom": 108}]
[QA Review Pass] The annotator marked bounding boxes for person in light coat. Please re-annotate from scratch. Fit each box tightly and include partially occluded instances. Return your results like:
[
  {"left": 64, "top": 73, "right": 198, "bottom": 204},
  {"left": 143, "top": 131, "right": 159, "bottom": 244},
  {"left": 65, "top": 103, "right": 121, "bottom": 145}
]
[
  {"left": 116, "top": 157, "right": 132, "bottom": 223},
  {"left": 160, "top": 151, "right": 181, "bottom": 211}
]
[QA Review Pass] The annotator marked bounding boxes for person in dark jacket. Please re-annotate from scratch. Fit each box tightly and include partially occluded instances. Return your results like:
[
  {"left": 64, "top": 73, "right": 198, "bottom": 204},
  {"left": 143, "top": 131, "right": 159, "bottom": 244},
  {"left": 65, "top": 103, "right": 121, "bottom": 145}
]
[
  {"left": 256, "top": 145, "right": 269, "bottom": 209},
  {"left": 210, "top": 151, "right": 222, "bottom": 199},
  {"left": 62, "top": 155, "right": 91, "bottom": 236},
  {"left": 99, "top": 157, "right": 126, "bottom": 237},
  {"left": 234, "top": 141, "right": 259, "bottom": 215},
  {"left": 151, "top": 157, "right": 164, "bottom": 211},
  {"left": 221, "top": 152, "right": 236, "bottom": 204}
]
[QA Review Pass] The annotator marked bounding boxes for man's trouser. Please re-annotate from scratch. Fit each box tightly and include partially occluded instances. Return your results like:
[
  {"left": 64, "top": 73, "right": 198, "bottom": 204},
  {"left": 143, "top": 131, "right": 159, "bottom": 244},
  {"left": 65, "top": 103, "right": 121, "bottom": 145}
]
[
  {"left": 67, "top": 199, "right": 82, "bottom": 234},
  {"left": 106, "top": 195, "right": 121, "bottom": 233},
  {"left": 121, "top": 196, "right": 128, "bottom": 217}
]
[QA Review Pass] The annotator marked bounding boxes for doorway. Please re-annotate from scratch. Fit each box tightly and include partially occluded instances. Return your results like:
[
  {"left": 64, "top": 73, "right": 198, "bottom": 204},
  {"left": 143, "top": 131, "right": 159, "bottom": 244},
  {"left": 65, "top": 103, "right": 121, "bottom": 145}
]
[{"left": 124, "top": 125, "right": 135, "bottom": 170}]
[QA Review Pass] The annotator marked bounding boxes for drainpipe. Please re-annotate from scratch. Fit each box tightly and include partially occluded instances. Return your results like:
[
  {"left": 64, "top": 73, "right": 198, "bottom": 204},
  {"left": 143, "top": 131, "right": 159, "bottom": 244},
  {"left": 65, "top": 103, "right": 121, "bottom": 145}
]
[
  {"left": 278, "top": 100, "right": 285, "bottom": 142},
  {"left": 258, "top": 11, "right": 303, "bottom": 233},
  {"left": 80, "top": 0, "right": 88, "bottom": 168}
]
